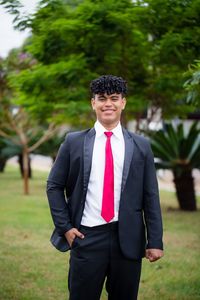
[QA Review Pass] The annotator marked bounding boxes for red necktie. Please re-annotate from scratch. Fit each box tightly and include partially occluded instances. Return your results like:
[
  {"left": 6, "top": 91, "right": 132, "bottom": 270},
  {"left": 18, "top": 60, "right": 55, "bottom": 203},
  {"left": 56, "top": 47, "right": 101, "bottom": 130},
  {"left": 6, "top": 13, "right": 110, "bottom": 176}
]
[{"left": 101, "top": 132, "right": 114, "bottom": 222}]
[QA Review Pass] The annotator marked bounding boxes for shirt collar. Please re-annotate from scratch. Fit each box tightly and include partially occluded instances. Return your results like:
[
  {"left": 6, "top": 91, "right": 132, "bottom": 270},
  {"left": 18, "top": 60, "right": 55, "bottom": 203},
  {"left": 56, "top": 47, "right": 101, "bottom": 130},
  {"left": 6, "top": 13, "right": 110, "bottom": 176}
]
[{"left": 94, "top": 120, "right": 123, "bottom": 140}]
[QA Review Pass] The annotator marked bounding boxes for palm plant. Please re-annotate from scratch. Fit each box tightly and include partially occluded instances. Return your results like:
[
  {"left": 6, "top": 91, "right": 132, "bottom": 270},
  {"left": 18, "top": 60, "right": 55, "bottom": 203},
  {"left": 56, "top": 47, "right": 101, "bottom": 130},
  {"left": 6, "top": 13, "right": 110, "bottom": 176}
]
[
  {"left": 0, "top": 137, "right": 8, "bottom": 172},
  {"left": 150, "top": 121, "right": 200, "bottom": 211}
]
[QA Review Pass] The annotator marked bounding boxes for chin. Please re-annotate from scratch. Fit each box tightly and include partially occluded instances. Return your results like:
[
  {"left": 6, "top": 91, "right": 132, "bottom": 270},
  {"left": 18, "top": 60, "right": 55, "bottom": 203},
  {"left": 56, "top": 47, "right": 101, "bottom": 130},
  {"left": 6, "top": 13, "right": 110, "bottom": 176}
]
[{"left": 102, "top": 117, "right": 115, "bottom": 123}]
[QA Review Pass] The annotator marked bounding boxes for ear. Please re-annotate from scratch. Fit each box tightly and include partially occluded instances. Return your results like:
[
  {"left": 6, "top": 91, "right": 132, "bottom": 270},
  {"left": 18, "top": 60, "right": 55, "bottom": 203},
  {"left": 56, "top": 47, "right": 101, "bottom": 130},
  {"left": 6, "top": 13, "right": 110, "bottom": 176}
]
[
  {"left": 91, "top": 98, "right": 95, "bottom": 110},
  {"left": 122, "top": 97, "right": 126, "bottom": 110}
]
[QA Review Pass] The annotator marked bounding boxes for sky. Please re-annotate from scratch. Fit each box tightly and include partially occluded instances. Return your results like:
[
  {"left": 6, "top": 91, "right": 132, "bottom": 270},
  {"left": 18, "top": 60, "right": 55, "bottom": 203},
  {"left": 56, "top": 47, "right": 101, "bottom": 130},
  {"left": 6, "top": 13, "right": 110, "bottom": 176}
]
[{"left": 0, "top": 0, "right": 40, "bottom": 58}]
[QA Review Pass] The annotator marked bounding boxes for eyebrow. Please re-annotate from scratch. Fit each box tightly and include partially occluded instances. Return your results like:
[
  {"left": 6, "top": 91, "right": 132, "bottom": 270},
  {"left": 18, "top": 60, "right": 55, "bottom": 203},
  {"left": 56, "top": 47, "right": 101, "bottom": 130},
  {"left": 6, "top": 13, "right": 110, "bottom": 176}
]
[
  {"left": 97, "top": 95, "right": 106, "bottom": 100},
  {"left": 98, "top": 94, "right": 119, "bottom": 98}
]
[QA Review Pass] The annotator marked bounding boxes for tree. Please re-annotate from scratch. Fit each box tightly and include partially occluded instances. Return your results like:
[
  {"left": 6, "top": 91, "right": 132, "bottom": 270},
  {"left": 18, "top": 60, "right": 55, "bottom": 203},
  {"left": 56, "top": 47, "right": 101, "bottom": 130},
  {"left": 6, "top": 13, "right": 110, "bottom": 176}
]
[
  {"left": 133, "top": 0, "right": 200, "bottom": 120},
  {"left": 34, "top": 132, "right": 67, "bottom": 162},
  {"left": 184, "top": 60, "right": 200, "bottom": 108},
  {"left": 2, "top": 0, "right": 200, "bottom": 129},
  {"left": 0, "top": 137, "right": 9, "bottom": 172},
  {"left": 0, "top": 106, "right": 58, "bottom": 194},
  {"left": 0, "top": 50, "right": 59, "bottom": 194},
  {"left": 150, "top": 122, "right": 200, "bottom": 211},
  {"left": 1, "top": 0, "right": 149, "bottom": 128}
]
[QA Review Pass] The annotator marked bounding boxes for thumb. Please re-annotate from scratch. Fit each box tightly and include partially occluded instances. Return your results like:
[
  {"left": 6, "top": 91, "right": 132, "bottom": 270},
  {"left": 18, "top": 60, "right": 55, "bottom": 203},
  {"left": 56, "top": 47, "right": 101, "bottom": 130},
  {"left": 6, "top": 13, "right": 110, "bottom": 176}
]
[
  {"left": 145, "top": 250, "right": 150, "bottom": 259},
  {"left": 74, "top": 228, "right": 85, "bottom": 239}
]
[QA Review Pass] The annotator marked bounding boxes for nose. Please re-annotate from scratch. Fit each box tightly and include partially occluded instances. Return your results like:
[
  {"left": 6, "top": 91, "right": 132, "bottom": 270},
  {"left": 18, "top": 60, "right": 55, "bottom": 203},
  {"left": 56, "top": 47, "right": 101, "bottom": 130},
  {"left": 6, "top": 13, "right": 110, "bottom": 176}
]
[{"left": 104, "top": 99, "right": 113, "bottom": 106}]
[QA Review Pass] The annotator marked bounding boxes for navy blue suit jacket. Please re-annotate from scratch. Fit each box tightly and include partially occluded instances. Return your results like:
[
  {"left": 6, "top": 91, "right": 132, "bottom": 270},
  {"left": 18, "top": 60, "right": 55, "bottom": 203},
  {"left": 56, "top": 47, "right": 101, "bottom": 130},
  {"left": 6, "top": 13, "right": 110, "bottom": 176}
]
[{"left": 46, "top": 127, "right": 163, "bottom": 260}]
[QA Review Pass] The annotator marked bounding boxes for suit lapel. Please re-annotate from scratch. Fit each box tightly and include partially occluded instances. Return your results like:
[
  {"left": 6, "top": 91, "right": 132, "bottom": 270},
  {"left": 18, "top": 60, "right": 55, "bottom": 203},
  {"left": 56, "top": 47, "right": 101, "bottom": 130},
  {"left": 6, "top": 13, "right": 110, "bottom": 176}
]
[
  {"left": 83, "top": 128, "right": 96, "bottom": 193},
  {"left": 121, "top": 127, "right": 134, "bottom": 192},
  {"left": 83, "top": 126, "right": 134, "bottom": 194}
]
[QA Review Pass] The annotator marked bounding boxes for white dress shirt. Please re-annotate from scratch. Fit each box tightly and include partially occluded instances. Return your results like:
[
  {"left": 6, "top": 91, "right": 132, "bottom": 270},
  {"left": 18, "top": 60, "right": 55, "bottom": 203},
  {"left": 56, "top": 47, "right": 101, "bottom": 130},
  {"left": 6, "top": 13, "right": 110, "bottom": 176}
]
[{"left": 81, "top": 120, "right": 125, "bottom": 226}]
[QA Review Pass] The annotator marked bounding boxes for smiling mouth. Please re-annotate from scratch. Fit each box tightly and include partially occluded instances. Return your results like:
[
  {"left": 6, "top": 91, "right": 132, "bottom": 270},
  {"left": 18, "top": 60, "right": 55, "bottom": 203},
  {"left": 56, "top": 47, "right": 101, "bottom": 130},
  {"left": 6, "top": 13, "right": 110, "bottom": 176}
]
[{"left": 102, "top": 109, "right": 114, "bottom": 112}]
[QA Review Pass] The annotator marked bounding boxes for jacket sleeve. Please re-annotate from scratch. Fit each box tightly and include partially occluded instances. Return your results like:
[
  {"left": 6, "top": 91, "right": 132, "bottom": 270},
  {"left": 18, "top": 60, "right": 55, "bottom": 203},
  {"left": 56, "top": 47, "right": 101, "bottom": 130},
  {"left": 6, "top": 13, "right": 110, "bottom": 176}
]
[
  {"left": 46, "top": 134, "right": 73, "bottom": 235},
  {"left": 143, "top": 140, "right": 163, "bottom": 250}
]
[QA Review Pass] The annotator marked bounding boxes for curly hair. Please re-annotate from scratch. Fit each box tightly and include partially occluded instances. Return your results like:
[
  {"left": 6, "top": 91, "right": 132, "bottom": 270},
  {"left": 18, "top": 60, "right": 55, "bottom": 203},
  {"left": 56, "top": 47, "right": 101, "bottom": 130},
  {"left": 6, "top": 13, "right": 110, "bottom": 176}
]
[{"left": 90, "top": 75, "right": 127, "bottom": 97}]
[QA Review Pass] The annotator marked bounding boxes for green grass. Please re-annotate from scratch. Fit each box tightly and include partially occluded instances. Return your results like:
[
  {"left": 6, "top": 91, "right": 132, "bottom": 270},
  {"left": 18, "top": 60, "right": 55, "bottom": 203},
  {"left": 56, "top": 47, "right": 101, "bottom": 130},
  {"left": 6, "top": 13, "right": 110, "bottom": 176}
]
[{"left": 0, "top": 166, "right": 200, "bottom": 300}]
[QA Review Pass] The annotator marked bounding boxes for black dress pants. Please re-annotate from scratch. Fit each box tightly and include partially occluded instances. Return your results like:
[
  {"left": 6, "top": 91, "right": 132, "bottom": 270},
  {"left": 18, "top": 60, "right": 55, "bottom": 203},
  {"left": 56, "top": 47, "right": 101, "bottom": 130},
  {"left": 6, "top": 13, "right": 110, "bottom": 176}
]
[{"left": 68, "top": 222, "right": 142, "bottom": 300}]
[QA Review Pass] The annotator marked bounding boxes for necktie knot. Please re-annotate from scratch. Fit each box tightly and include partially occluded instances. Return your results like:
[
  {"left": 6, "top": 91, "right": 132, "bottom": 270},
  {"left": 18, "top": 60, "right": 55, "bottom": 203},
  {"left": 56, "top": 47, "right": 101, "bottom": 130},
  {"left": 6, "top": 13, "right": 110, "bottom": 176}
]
[{"left": 104, "top": 131, "right": 113, "bottom": 138}]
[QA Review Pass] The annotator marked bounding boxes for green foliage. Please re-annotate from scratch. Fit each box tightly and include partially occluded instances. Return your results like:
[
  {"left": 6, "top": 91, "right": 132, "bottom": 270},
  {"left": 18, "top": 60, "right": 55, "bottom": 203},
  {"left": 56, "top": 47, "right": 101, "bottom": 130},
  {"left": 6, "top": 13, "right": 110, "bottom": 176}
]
[
  {"left": 150, "top": 121, "right": 200, "bottom": 177},
  {"left": 135, "top": 0, "right": 200, "bottom": 118},
  {"left": 6, "top": 0, "right": 149, "bottom": 126},
  {"left": 0, "top": 0, "right": 32, "bottom": 30},
  {"left": 0, "top": 137, "right": 20, "bottom": 172},
  {"left": 184, "top": 60, "right": 200, "bottom": 107},
  {"left": 0, "top": 137, "right": 21, "bottom": 158},
  {"left": 0, "top": 50, "right": 61, "bottom": 165},
  {"left": 9, "top": 55, "right": 93, "bottom": 122},
  {"left": 1, "top": 0, "right": 200, "bottom": 126}
]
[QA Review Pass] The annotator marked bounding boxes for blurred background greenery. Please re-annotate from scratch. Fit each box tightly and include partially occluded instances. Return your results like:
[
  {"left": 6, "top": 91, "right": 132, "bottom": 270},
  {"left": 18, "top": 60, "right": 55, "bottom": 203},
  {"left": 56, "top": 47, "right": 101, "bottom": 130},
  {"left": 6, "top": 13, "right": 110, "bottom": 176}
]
[{"left": 0, "top": 0, "right": 200, "bottom": 299}]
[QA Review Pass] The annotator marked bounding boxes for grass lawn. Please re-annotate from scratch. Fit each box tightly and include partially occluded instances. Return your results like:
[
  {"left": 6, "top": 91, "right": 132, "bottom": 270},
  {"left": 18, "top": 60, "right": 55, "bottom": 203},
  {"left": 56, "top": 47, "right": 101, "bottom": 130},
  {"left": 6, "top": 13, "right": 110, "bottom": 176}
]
[{"left": 0, "top": 166, "right": 200, "bottom": 300}]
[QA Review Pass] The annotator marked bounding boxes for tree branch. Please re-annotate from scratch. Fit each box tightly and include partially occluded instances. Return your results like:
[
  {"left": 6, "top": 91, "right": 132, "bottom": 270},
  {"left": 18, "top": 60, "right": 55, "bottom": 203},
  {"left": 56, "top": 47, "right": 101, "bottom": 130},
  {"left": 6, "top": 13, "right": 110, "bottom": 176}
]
[
  {"left": 0, "top": 128, "right": 10, "bottom": 138},
  {"left": 28, "top": 123, "right": 59, "bottom": 152}
]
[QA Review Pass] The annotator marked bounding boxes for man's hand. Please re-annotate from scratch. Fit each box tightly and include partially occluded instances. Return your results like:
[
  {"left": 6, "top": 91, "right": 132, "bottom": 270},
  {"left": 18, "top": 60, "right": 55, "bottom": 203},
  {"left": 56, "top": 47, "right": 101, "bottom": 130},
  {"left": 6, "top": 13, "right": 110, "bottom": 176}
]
[
  {"left": 145, "top": 249, "right": 164, "bottom": 262},
  {"left": 64, "top": 228, "right": 85, "bottom": 247}
]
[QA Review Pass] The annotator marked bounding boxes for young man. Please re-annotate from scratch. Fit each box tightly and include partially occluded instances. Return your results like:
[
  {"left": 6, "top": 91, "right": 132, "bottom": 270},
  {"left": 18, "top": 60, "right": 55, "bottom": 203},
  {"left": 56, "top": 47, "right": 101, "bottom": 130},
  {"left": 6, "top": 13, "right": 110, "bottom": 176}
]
[{"left": 47, "top": 75, "right": 164, "bottom": 300}]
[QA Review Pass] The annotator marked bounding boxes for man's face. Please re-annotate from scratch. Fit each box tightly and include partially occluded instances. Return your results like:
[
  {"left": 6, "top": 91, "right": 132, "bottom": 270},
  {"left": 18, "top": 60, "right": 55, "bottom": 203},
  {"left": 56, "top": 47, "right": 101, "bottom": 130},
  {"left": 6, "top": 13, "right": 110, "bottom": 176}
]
[{"left": 91, "top": 93, "right": 126, "bottom": 127}]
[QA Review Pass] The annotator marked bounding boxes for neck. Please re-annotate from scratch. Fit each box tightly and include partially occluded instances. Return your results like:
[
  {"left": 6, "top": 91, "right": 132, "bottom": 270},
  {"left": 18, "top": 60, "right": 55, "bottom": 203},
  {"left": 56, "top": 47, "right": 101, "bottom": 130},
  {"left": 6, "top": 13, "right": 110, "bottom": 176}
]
[{"left": 98, "top": 120, "right": 120, "bottom": 131}]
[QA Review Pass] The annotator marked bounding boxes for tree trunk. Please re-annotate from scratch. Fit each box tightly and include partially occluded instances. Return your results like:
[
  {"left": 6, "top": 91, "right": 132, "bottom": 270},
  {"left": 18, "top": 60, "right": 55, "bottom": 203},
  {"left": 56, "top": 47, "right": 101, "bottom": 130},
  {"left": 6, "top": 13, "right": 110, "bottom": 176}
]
[
  {"left": 0, "top": 158, "right": 6, "bottom": 172},
  {"left": 22, "top": 147, "right": 29, "bottom": 195},
  {"left": 18, "top": 154, "right": 32, "bottom": 178},
  {"left": 173, "top": 170, "right": 197, "bottom": 211}
]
